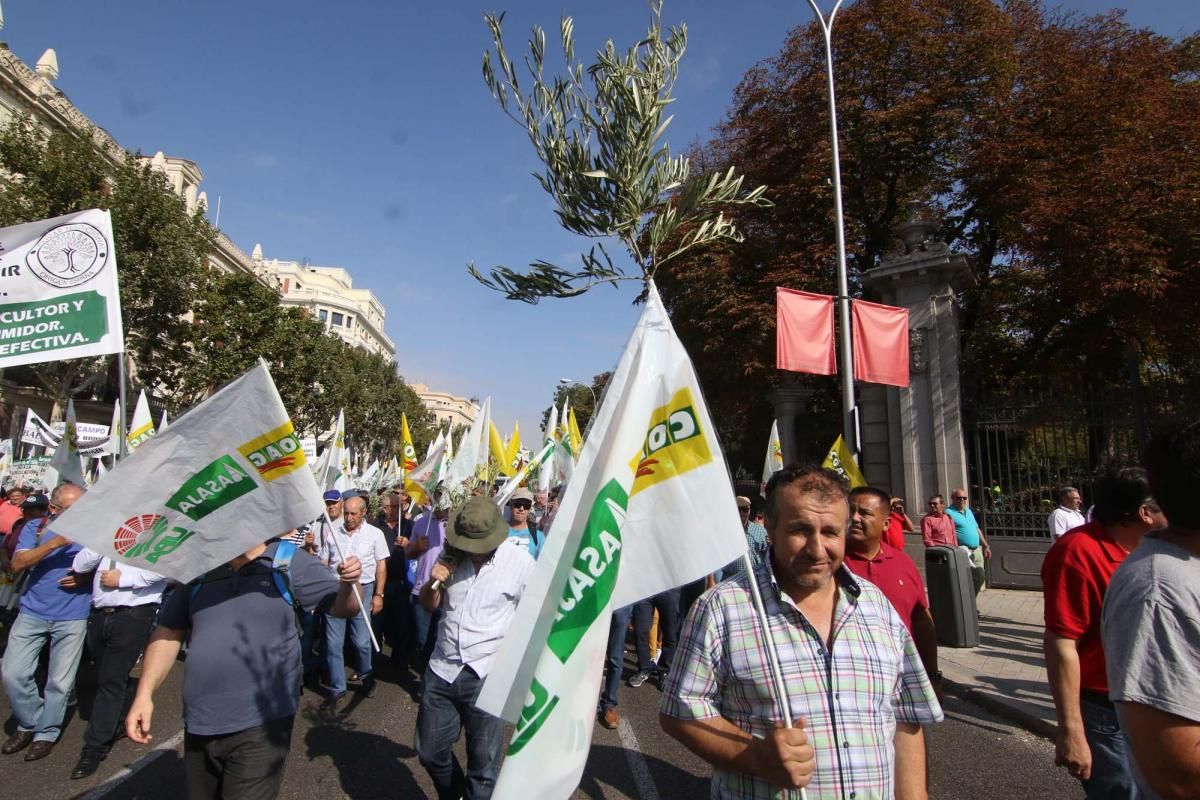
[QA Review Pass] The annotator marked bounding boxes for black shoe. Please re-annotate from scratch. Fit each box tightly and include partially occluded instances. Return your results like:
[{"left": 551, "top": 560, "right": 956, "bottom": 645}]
[
  {"left": 322, "top": 691, "right": 345, "bottom": 709},
  {"left": 23, "top": 740, "right": 55, "bottom": 762},
  {"left": 627, "top": 670, "right": 650, "bottom": 688},
  {"left": 361, "top": 676, "right": 377, "bottom": 698},
  {"left": 71, "top": 752, "right": 104, "bottom": 780},
  {"left": 1, "top": 730, "right": 33, "bottom": 755}
]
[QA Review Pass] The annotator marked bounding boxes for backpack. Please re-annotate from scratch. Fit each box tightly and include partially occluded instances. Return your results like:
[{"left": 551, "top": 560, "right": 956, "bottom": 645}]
[{"left": 189, "top": 540, "right": 303, "bottom": 632}]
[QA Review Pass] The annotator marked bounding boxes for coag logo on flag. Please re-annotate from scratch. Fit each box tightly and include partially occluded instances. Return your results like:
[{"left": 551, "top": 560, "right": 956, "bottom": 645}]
[
  {"left": 166, "top": 455, "right": 257, "bottom": 521},
  {"left": 508, "top": 679, "right": 559, "bottom": 756},
  {"left": 628, "top": 387, "right": 712, "bottom": 497},
  {"left": 238, "top": 421, "right": 306, "bottom": 482},
  {"left": 113, "top": 514, "right": 165, "bottom": 555}
]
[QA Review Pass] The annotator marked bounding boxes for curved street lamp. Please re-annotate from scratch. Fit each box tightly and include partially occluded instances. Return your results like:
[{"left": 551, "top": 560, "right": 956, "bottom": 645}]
[{"left": 558, "top": 377, "right": 598, "bottom": 409}]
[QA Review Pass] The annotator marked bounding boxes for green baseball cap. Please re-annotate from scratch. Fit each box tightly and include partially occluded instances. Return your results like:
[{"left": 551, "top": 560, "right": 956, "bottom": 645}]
[{"left": 446, "top": 496, "right": 509, "bottom": 554}]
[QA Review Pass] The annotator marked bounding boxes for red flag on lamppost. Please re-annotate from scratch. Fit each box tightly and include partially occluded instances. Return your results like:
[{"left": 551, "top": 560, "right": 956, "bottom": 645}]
[
  {"left": 851, "top": 299, "right": 910, "bottom": 387},
  {"left": 776, "top": 288, "right": 836, "bottom": 375}
]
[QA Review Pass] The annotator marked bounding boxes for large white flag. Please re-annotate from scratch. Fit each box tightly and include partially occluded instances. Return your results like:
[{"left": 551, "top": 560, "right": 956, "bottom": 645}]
[
  {"left": 320, "top": 410, "right": 348, "bottom": 490},
  {"left": 127, "top": 390, "right": 156, "bottom": 451},
  {"left": 50, "top": 361, "right": 323, "bottom": 584},
  {"left": 446, "top": 396, "right": 490, "bottom": 488},
  {"left": 405, "top": 433, "right": 447, "bottom": 505},
  {"left": 477, "top": 284, "right": 747, "bottom": 798},
  {"left": 536, "top": 405, "right": 559, "bottom": 495},
  {"left": 762, "top": 418, "right": 784, "bottom": 493},
  {"left": 49, "top": 398, "right": 86, "bottom": 487}
]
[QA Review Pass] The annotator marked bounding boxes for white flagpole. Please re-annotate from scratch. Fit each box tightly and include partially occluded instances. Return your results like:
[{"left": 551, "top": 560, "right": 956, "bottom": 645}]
[
  {"left": 321, "top": 509, "right": 380, "bottom": 652},
  {"left": 117, "top": 352, "right": 129, "bottom": 459},
  {"left": 741, "top": 549, "right": 809, "bottom": 800}
]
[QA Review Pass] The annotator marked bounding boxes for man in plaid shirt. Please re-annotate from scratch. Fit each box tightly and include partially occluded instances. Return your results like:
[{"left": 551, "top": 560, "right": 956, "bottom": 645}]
[{"left": 660, "top": 465, "right": 942, "bottom": 799}]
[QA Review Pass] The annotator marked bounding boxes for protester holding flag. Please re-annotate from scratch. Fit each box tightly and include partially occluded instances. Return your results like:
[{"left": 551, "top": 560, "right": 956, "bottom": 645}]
[
  {"left": 660, "top": 465, "right": 942, "bottom": 800},
  {"left": 1, "top": 484, "right": 89, "bottom": 762},
  {"left": 376, "top": 490, "right": 414, "bottom": 667},
  {"left": 406, "top": 495, "right": 448, "bottom": 662},
  {"left": 415, "top": 496, "right": 535, "bottom": 800},
  {"left": 125, "top": 540, "right": 363, "bottom": 800}
]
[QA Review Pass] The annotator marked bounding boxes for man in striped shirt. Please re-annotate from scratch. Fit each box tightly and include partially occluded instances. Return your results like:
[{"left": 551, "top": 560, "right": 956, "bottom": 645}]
[{"left": 660, "top": 465, "right": 942, "bottom": 799}]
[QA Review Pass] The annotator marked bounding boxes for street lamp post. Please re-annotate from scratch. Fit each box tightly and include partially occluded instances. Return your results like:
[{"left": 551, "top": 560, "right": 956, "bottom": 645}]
[
  {"left": 806, "top": 0, "right": 858, "bottom": 458},
  {"left": 558, "top": 377, "right": 598, "bottom": 410}
]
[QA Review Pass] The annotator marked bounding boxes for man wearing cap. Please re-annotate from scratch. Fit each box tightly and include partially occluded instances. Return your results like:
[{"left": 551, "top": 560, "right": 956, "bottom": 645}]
[
  {"left": 323, "top": 494, "right": 389, "bottom": 701},
  {"left": 1, "top": 484, "right": 89, "bottom": 761},
  {"left": 506, "top": 487, "right": 543, "bottom": 558},
  {"left": 415, "top": 497, "right": 536, "bottom": 800}
]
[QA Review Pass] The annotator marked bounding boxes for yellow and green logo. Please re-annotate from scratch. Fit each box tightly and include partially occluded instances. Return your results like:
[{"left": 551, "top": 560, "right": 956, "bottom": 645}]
[
  {"left": 238, "top": 421, "right": 306, "bottom": 482},
  {"left": 628, "top": 387, "right": 712, "bottom": 497}
]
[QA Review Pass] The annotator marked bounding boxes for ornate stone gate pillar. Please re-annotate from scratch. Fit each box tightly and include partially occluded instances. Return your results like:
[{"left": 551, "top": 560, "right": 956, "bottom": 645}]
[{"left": 859, "top": 209, "right": 973, "bottom": 510}]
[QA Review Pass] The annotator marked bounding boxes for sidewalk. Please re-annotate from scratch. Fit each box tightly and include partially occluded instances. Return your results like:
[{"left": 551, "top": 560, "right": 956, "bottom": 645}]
[{"left": 938, "top": 588, "right": 1057, "bottom": 739}]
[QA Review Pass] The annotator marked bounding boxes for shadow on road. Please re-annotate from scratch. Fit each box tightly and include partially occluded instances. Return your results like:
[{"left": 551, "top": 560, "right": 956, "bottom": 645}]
[
  {"left": 579, "top": 742, "right": 710, "bottom": 799},
  {"left": 72, "top": 749, "right": 184, "bottom": 800},
  {"left": 302, "top": 704, "right": 422, "bottom": 799}
]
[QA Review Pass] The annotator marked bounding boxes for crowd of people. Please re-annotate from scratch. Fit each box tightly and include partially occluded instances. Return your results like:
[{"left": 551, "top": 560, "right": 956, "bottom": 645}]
[{"left": 0, "top": 423, "right": 1196, "bottom": 800}]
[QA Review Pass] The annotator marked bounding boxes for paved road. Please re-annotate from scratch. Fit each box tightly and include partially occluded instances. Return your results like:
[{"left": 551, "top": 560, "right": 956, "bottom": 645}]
[{"left": 1, "top": 650, "right": 1083, "bottom": 799}]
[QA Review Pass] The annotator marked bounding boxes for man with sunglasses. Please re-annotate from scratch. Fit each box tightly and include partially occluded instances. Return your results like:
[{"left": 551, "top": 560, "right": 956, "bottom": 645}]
[
  {"left": 944, "top": 489, "right": 991, "bottom": 597},
  {"left": 505, "top": 488, "right": 543, "bottom": 559},
  {"left": 921, "top": 494, "right": 958, "bottom": 549}
]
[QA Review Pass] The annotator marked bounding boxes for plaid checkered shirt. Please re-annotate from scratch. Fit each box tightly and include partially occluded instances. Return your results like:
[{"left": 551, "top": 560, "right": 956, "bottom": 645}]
[{"left": 660, "top": 560, "right": 943, "bottom": 799}]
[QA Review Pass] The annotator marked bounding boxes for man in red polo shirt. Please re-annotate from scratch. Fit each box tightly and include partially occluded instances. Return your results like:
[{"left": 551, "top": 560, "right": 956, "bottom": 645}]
[
  {"left": 920, "top": 494, "right": 957, "bottom": 548},
  {"left": 1041, "top": 467, "right": 1166, "bottom": 799},
  {"left": 845, "top": 486, "right": 940, "bottom": 685}
]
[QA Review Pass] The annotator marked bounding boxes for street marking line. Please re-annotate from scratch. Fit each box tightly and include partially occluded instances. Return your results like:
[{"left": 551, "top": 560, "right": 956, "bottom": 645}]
[
  {"left": 77, "top": 729, "right": 186, "bottom": 800},
  {"left": 616, "top": 716, "right": 660, "bottom": 800}
]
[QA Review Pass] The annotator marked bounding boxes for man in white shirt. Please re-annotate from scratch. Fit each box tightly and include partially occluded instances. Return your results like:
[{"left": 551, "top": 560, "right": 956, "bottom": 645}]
[
  {"left": 1049, "top": 486, "right": 1086, "bottom": 541},
  {"left": 416, "top": 496, "right": 535, "bottom": 800},
  {"left": 65, "top": 549, "right": 165, "bottom": 779},
  {"left": 323, "top": 494, "right": 389, "bottom": 701}
]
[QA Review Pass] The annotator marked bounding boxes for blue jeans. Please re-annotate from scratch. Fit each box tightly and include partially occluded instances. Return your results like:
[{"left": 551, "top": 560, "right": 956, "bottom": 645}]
[
  {"left": 414, "top": 665, "right": 505, "bottom": 800},
  {"left": 1, "top": 613, "right": 88, "bottom": 742},
  {"left": 1079, "top": 693, "right": 1137, "bottom": 800},
  {"left": 413, "top": 602, "right": 435, "bottom": 652},
  {"left": 600, "top": 605, "right": 634, "bottom": 712},
  {"left": 633, "top": 588, "right": 680, "bottom": 674},
  {"left": 324, "top": 581, "right": 374, "bottom": 694}
]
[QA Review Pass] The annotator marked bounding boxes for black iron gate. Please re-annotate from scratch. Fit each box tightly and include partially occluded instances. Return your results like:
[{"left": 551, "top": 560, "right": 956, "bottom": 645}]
[{"left": 963, "top": 379, "right": 1147, "bottom": 589}]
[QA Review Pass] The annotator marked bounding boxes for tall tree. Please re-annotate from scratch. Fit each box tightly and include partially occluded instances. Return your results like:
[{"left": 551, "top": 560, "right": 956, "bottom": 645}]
[{"left": 655, "top": 0, "right": 1200, "bottom": 471}]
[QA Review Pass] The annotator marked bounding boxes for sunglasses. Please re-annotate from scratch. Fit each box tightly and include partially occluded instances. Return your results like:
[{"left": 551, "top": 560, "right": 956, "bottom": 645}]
[
  {"left": 325, "top": 500, "right": 340, "bottom": 506},
  {"left": 951, "top": 496, "right": 967, "bottom": 501},
  {"left": 510, "top": 501, "right": 532, "bottom": 510}
]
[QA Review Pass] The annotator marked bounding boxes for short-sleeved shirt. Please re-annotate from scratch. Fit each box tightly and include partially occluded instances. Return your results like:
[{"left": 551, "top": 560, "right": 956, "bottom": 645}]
[
  {"left": 1102, "top": 534, "right": 1200, "bottom": 800},
  {"left": 843, "top": 542, "right": 929, "bottom": 633},
  {"left": 16, "top": 517, "right": 90, "bottom": 622},
  {"left": 921, "top": 513, "right": 957, "bottom": 548},
  {"left": 1049, "top": 507, "right": 1086, "bottom": 541},
  {"left": 506, "top": 526, "right": 542, "bottom": 559},
  {"left": 946, "top": 506, "right": 982, "bottom": 549},
  {"left": 1041, "top": 521, "right": 1126, "bottom": 694},
  {"left": 661, "top": 558, "right": 943, "bottom": 799},
  {"left": 325, "top": 521, "right": 389, "bottom": 586},
  {"left": 410, "top": 513, "right": 446, "bottom": 596},
  {"left": 884, "top": 512, "right": 907, "bottom": 549},
  {"left": 158, "top": 542, "right": 341, "bottom": 736}
]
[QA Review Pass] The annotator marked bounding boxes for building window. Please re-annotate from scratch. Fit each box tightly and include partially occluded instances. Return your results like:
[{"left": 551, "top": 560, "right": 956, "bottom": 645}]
[
  {"left": 332, "top": 312, "right": 344, "bottom": 326},
  {"left": 347, "top": 315, "right": 354, "bottom": 329},
  {"left": 318, "top": 309, "right": 328, "bottom": 322}
]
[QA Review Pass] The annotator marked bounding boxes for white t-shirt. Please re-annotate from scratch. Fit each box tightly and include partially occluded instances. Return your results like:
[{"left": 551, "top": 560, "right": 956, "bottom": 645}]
[
  {"left": 1048, "top": 506, "right": 1086, "bottom": 540},
  {"left": 325, "top": 521, "right": 390, "bottom": 585}
]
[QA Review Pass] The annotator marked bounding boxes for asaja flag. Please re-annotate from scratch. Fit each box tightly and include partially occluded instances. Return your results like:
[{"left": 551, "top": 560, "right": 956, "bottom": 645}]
[
  {"left": 505, "top": 421, "right": 523, "bottom": 475},
  {"left": 538, "top": 405, "right": 559, "bottom": 494},
  {"left": 404, "top": 434, "right": 446, "bottom": 506},
  {"left": 49, "top": 361, "right": 322, "bottom": 584},
  {"left": 567, "top": 408, "right": 583, "bottom": 456},
  {"left": 447, "top": 396, "right": 489, "bottom": 489},
  {"left": 127, "top": 390, "right": 156, "bottom": 450},
  {"left": 489, "top": 421, "right": 510, "bottom": 477},
  {"left": 762, "top": 419, "right": 783, "bottom": 492},
  {"left": 49, "top": 398, "right": 86, "bottom": 488},
  {"left": 477, "top": 283, "right": 747, "bottom": 799},
  {"left": 822, "top": 434, "right": 866, "bottom": 488},
  {"left": 321, "top": 409, "right": 348, "bottom": 490}
]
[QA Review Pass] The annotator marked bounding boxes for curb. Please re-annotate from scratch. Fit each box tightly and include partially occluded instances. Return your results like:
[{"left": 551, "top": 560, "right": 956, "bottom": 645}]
[{"left": 940, "top": 675, "right": 1057, "bottom": 740}]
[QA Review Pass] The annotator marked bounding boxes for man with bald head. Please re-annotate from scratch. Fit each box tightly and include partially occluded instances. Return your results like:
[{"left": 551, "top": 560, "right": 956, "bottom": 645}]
[
  {"left": 323, "top": 494, "right": 389, "bottom": 702},
  {"left": 1, "top": 483, "right": 89, "bottom": 761}
]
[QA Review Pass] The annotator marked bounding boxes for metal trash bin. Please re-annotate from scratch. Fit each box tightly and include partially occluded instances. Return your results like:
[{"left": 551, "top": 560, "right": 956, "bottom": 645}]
[{"left": 924, "top": 546, "right": 980, "bottom": 647}]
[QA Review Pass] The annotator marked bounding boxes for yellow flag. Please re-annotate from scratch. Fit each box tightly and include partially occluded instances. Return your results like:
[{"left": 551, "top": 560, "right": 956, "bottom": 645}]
[
  {"left": 567, "top": 408, "right": 583, "bottom": 457},
  {"left": 401, "top": 413, "right": 418, "bottom": 473},
  {"left": 489, "top": 421, "right": 510, "bottom": 476},
  {"left": 505, "top": 422, "right": 523, "bottom": 474},
  {"left": 821, "top": 435, "right": 866, "bottom": 488}
]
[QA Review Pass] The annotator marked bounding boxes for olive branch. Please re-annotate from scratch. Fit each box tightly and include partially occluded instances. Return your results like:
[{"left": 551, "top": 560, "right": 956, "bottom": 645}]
[{"left": 469, "top": 1, "right": 771, "bottom": 303}]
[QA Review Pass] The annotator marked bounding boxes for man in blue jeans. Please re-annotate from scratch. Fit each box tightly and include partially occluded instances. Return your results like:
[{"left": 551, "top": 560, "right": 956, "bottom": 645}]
[
  {"left": 416, "top": 497, "right": 534, "bottom": 800},
  {"left": 598, "top": 604, "right": 635, "bottom": 729},
  {"left": 629, "top": 588, "right": 680, "bottom": 688},
  {"left": 1, "top": 484, "right": 89, "bottom": 761}
]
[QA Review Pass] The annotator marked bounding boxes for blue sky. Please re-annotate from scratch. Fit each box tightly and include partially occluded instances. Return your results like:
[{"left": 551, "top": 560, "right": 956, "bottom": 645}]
[{"left": 3, "top": 1, "right": 1192, "bottom": 438}]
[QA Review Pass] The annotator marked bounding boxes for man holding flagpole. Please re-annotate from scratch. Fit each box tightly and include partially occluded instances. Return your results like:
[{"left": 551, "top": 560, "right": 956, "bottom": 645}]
[{"left": 661, "top": 465, "right": 942, "bottom": 799}]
